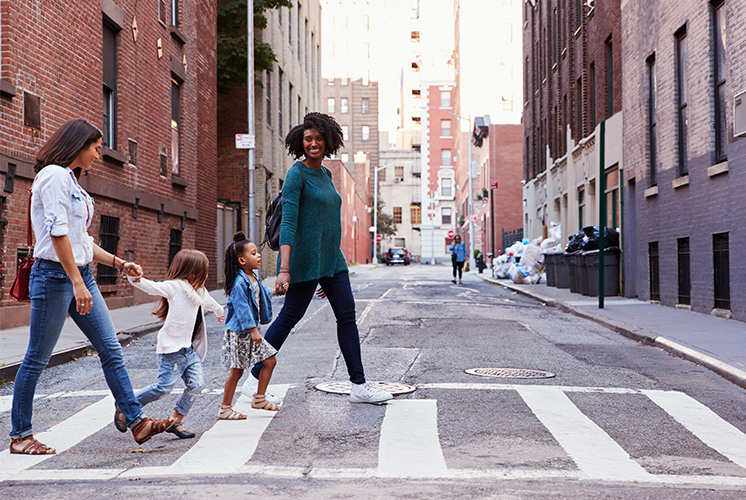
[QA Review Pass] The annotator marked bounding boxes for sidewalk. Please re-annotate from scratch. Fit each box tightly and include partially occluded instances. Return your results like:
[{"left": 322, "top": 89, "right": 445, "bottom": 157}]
[{"left": 474, "top": 270, "right": 746, "bottom": 389}]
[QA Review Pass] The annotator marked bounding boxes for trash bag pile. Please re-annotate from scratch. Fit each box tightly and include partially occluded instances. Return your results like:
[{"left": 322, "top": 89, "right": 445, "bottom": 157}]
[
  {"left": 565, "top": 226, "right": 619, "bottom": 252},
  {"left": 492, "top": 234, "right": 548, "bottom": 285}
]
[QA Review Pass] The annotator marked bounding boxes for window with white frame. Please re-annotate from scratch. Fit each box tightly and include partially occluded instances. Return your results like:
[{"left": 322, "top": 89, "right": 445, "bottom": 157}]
[
  {"left": 327, "top": 98, "right": 335, "bottom": 113},
  {"left": 342, "top": 126, "right": 349, "bottom": 141},
  {"left": 341, "top": 98, "right": 348, "bottom": 113},
  {"left": 441, "top": 149, "right": 451, "bottom": 166},
  {"left": 441, "top": 178, "right": 452, "bottom": 197},
  {"left": 441, "top": 207, "right": 452, "bottom": 224},
  {"left": 440, "top": 90, "right": 451, "bottom": 107},
  {"left": 362, "top": 125, "right": 370, "bottom": 140},
  {"left": 362, "top": 98, "right": 370, "bottom": 113},
  {"left": 441, "top": 119, "right": 451, "bottom": 137},
  {"left": 395, "top": 166, "right": 404, "bottom": 181}
]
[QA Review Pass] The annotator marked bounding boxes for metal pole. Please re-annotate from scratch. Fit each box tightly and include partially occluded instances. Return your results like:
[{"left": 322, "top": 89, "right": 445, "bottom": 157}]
[
  {"left": 490, "top": 187, "right": 495, "bottom": 257},
  {"left": 247, "top": 1, "right": 257, "bottom": 245},
  {"left": 598, "top": 120, "right": 606, "bottom": 309},
  {"left": 467, "top": 116, "right": 475, "bottom": 271},
  {"left": 373, "top": 168, "right": 378, "bottom": 264},
  {"left": 430, "top": 191, "right": 436, "bottom": 265}
]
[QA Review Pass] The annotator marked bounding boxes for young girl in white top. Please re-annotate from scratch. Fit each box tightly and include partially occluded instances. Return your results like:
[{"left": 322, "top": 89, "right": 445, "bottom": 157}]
[
  {"left": 219, "top": 232, "right": 280, "bottom": 418},
  {"left": 116, "top": 249, "right": 225, "bottom": 438}
]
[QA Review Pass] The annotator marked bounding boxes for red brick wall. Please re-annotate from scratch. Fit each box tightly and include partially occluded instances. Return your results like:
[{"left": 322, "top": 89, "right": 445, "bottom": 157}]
[
  {"left": 326, "top": 159, "right": 369, "bottom": 265},
  {"left": 488, "top": 125, "right": 524, "bottom": 253}
]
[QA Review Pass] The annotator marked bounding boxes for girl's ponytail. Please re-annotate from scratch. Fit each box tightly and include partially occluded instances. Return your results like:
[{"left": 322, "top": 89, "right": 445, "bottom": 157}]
[{"left": 224, "top": 231, "right": 251, "bottom": 295}]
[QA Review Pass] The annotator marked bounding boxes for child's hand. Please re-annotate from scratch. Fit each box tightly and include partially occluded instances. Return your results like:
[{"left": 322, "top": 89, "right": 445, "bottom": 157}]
[
  {"left": 217, "top": 315, "right": 225, "bottom": 323},
  {"left": 251, "top": 328, "right": 262, "bottom": 344},
  {"left": 315, "top": 286, "right": 326, "bottom": 299}
]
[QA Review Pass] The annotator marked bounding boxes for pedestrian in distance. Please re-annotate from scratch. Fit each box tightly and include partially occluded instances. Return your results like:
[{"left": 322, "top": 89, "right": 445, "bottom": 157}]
[
  {"left": 220, "top": 232, "right": 280, "bottom": 416},
  {"left": 118, "top": 249, "right": 225, "bottom": 439},
  {"left": 449, "top": 234, "right": 467, "bottom": 284},
  {"left": 242, "top": 112, "right": 392, "bottom": 405},
  {"left": 10, "top": 119, "right": 172, "bottom": 455}
]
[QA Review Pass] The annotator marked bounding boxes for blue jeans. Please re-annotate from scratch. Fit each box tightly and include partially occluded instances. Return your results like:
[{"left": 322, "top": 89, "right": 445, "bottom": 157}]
[
  {"left": 252, "top": 271, "right": 365, "bottom": 384},
  {"left": 136, "top": 347, "right": 204, "bottom": 417},
  {"left": 11, "top": 259, "right": 144, "bottom": 439}
]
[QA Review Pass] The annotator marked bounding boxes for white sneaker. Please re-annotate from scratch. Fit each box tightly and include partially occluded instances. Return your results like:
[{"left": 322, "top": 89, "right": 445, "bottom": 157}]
[
  {"left": 349, "top": 382, "right": 393, "bottom": 404},
  {"left": 241, "top": 375, "right": 282, "bottom": 405}
]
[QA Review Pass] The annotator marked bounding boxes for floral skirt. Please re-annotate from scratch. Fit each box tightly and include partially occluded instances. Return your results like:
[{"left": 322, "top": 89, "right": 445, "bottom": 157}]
[{"left": 221, "top": 329, "right": 278, "bottom": 370}]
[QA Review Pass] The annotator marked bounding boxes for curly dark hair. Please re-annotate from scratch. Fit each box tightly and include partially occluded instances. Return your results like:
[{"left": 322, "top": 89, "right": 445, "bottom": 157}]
[{"left": 285, "top": 112, "right": 344, "bottom": 159}]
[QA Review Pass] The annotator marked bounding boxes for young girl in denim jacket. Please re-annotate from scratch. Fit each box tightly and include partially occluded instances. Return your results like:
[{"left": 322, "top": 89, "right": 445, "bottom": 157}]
[
  {"left": 219, "top": 232, "right": 280, "bottom": 417},
  {"left": 117, "top": 249, "right": 225, "bottom": 439}
]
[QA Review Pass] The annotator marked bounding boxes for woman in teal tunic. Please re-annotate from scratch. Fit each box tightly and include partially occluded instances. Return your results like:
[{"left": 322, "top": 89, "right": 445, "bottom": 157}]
[{"left": 248, "top": 113, "right": 391, "bottom": 405}]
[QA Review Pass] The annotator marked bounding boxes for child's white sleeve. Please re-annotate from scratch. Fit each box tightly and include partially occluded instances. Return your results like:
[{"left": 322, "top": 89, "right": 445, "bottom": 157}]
[
  {"left": 204, "top": 292, "right": 225, "bottom": 316},
  {"left": 126, "top": 276, "right": 173, "bottom": 298}
]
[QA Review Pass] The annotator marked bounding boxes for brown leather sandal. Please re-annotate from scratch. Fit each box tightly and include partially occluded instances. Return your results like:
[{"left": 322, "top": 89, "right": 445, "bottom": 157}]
[
  {"left": 251, "top": 394, "right": 280, "bottom": 412},
  {"left": 9, "top": 436, "right": 56, "bottom": 455},
  {"left": 131, "top": 417, "right": 174, "bottom": 445}
]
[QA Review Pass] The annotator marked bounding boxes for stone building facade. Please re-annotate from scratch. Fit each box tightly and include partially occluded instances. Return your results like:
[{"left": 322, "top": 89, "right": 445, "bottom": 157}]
[
  {"left": 0, "top": 0, "right": 217, "bottom": 329},
  {"left": 378, "top": 148, "right": 422, "bottom": 261}
]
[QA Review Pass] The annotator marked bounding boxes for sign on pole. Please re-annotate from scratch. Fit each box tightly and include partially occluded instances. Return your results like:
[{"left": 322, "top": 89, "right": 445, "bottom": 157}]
[
  {"left": 447, "top": 230, "right": 455, "bottom": 238},
  {"left": 376, "top": 234, "right": 383, "bottom": 242},
  {"left": 235, "top": 134, "right": 255, "bottom": 149},
  {"left": 490, "top": 180, "right": 499, "bottom": 190}
]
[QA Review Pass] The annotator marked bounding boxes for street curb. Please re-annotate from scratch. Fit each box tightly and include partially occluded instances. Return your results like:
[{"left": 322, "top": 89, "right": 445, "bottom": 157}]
[
  {"left": 476, "top": 271, "right": 746, "bottom": 390},
  {"left": 0, "top": 321, "right": 163, "bottom": 384}
]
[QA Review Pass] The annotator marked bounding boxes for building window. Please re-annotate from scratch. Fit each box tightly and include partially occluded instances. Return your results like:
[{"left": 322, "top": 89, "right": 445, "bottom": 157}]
[
  {"left": 288, "top": 3, "right": 292, "bottom": 45},
  {"left": 327, "top": 97, "right": 335, "bottom": 113},
  {"left": 589, "top": 62, "right": 596, "bottom": 126},
  {"left": 128, "top": 139, "right": 137, "bottom": 166},
  {"left": 606, "top": 38, "right": 613, "bottom": 119},
  {"left": 411, "top": 31, "right": 420, "bottom": 42},
  {"left": 362, "top": 98, "right": 369, "bottom": 114},
  {"left": 158, "top": 0, "right": 167, "bottom": 24},
  {"left": 341, "top": 153, "right": 349, "bottom": 162},
  {"left": 441, "top": 149, "right": 451, "bottom": 167},
  {"left": 289, "top": 82, "right": 294, "bottom": 127},
  {"left": 171, "top": 0, "right": 179, "bottom": 27},
  {"left": 168, "top": 229, "right": 182, "bottom": 268},
  {"left": 441, "top": 207, "right": 452, "bottom": 225},
  {"left": 171, "top": 78, "right": 181, "bottom": 175},
  {"left": 713, "top": 232, "right": 730, "bottom": 310},
  {"left": 342, "top": 126, "right": 349, "bottom": 141},
  {"left": 278, "top": 69, "right": 284, "bottom": 135},
  {"left": 576, "top": 0, "right": 583, "bottom": 30},
  {"left": 103, "top": 21, "right": 118, "bottom": 150},
  {"left": 393, "top": 207, "right": 402, "bottom": 224},
  {"left": 441, "top": 178, "right": 452, "bottom": 197},
  {"left": 341, "top": 76, "right": 348, "bottom": 86},
  {"left": 440, "top": 90, "right": 451, "bottom": 108},
  {"left": 412, "top": 62, "right": 419, "bottom": 72},
  {"left": 378, "top": 166, "right": 386, "bottom": 182},
  {"left": 647, "top": 54, "right": 658, "bottom": 186},
  {"left": 441, "top": 119, "right": 451, "bottom": 137},
  {"left": 576, "top": 77, "right": 583, "bottom": 140},
  {"left": 676, "top": 26, "right": 688, "bottom": 176},
  {"left": 677, "top": 237, "right": 691, "bottom": 306},
  {"left": 340, "top": 98, "right": 348, "bottom": 113},
  {"left": 649, "top": 241, "right": 660, "bottom": 301},
  {"left": 362, "top": 43, "right": 370, "bottom": 59},
  {"left": 577, "top": 187, "right": 585, "bottom": 230},
  {"left": 97, "top": 215, "right": 120, "bottom": 285},
  {"left": 712, "top": 0, "right": 727, "bottom": 163},
  {"left": 266, "top": 71, "right": 272, "bottom": 126},
  {"left": 362, "top": 125, "right": 370, "bottom": 140},
  {"left": 395, "top": 166, "right": 404, "bottom": 181},
  {"left": 410, "top": 204, "right": 421, "bottom": 225},
  {"left": 605, "top": 166, "right": 619, "bottom": 229},
  {"left": 362, "top": 71, "right": 369, "bottom": 86},
  {"left": 362, "top": 14, "right": 369, "bottom": 30}
]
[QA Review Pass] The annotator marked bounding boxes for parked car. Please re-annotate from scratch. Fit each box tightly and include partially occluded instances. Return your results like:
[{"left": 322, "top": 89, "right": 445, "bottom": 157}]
[{"left": 385, "top": 247, "right": 411, "bottom": 266}]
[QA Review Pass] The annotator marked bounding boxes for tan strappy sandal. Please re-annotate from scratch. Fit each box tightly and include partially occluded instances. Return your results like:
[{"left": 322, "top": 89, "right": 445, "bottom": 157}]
[
  {"left": 9, "top": 436, "right": 56, "bottom": 455},
  {"left": 217, "top": 403, "right": 247, "bottom": 420},
  {"left": 251, "top": 393, "right": 280, "bottom": 411}
]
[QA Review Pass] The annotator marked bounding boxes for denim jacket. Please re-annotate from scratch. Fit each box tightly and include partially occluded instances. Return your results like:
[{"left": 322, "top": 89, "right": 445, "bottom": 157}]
[
  {"left": 225, "top": 270, "right": 273, "bottom": 332},
  {"left": 449, "top": 241, "right": 467, "bottom": 262}
]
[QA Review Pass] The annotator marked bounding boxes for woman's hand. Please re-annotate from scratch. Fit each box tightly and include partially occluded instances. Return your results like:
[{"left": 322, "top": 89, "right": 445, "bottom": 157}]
[
  {"left": 250, "top": 328, "right": 263, "bottom": 344},
  {"left": 274, "top": 272, "right": 290, "bottom": 296},
  {"left": 122, "top": 261, "right": 143, "bottom": 281},
  {"left": 73, "top": 279, "right": 93, "bottom": 315}
]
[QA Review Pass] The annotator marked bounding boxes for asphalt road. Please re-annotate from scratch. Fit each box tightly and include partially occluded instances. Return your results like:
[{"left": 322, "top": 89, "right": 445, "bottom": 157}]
[{"left": 2, "top": 264, "right": 746, "bottom": 499}]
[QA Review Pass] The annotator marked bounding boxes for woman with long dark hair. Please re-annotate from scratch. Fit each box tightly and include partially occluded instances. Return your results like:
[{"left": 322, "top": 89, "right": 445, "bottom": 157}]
[
  {"left": 9, "top": 119, "right": 172, "bottom": 455},
  {"left": 241, "top": 112, "right": 392, "bottom": 405}
]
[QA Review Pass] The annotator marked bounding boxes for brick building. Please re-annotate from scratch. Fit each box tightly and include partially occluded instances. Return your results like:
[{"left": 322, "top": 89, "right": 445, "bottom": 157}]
[
  {"left": 0, "top": 0, "right": 217, "bottom": 329},
  {"left": 622, "top": 0, "right": 745, "bottom": 319},
  {"left": 325, "top": 158, "right": 370, "bottom": 265},
  {"left": 216, "top": 0, "right": 322, "bottom": 282},
  {"left": 522, "top": 0, "right": 623, "bottom": 248}
]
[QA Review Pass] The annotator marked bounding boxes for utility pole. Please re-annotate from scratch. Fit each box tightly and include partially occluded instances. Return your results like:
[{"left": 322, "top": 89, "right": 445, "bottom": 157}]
[
  {"left": 467, "top": 116, "right": 475, "bottom": 271},
  {"left": 246, "top": 1, "right": 257, "bottom": 244}
]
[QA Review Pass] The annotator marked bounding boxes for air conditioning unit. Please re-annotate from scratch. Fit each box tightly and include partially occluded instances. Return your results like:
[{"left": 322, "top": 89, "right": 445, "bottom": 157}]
[
  {"left": 394, "top": 178, "right": 401, "bottom": 183},
  {"left": 735, "top": 90, "right": 746, "bottom": 137}
]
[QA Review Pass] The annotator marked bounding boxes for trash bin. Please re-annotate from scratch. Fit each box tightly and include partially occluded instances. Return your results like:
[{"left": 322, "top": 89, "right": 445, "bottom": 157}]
[
  {"left": 568, "top": 252, "right": 581, "bottom": 294},
  {"left": 544, "top": 253, "right": 556, "bottom": 287},
  {"left": 583, "top": 249, "right": 620, "bottom": 297},
  {"left": 578, "top": 252, "right": 591, "bottom": 296},
  {"left": 555, "top": 253, "right": 570, "bottom": 289}
]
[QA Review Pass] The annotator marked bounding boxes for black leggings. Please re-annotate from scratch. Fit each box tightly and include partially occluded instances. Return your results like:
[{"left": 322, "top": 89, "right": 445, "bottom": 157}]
[{"left": 452, "top": 258, "right": 464, "bottom": 279}]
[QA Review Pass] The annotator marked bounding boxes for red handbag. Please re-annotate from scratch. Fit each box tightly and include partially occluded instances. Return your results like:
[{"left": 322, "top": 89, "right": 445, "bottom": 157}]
[{"left": 10, "top": 189, "right": 34, "bottom": 301}]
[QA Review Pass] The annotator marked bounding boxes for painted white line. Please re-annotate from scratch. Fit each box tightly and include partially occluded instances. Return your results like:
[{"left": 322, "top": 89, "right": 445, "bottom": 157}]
[
  {"left": 516, "top": 386, "right": 653, "bottom": 481},
  {"left": 377, "top": 399, "right": 448, "bottom": 478},
  {"left": 418, "top": 383, "right": 639, "bottom": 394},
  {"left": 10, "top": 468, "right": 125, "bottom": 481},
  {"left": 0, "top": 395, "right": 115, "bottom": 482},
  {"left": 358, "top": 288, "right": 393, "bottom": 326},
  {"left": 0, "top": 395, "right": 12, "bottom": 414},
  {"left": 121, "top": 385, "right": 291, "bottom": 478},
  {"left": 643, "top": 390, "right": 746, "bottom": 469}
]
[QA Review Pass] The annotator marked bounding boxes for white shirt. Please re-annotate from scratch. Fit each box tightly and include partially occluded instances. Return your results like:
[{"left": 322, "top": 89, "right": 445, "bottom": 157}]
[{"left": 31, "top": 165, "right": 95, "bottom": 266}]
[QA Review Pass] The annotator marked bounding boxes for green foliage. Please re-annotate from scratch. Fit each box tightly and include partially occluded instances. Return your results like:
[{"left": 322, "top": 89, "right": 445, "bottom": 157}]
[
  {"left": 217, "top": 0, "right": 292, "bottom": 93},
  {"left": 376, "top": 198, "right": 397, "bottom": 237}
]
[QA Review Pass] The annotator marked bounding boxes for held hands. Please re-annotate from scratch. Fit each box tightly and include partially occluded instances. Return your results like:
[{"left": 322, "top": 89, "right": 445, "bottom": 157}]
[
  {"left": 217, "top": 315, "right": 225, "bottom": 323},
  {"left": 274, "top": 272, "right": 290, "bottom": 296},
  {"left": 251, "top": 328, "right": 263, "bottom": 344},
  {"left": 315, "top": 286, "right": 326, "bottom": 299},
  {"left": 73, "top": 280, "right": 93, "bottom": 315},
  {"left": 122, "top": 261, "right": 144, "bottom": 282}
]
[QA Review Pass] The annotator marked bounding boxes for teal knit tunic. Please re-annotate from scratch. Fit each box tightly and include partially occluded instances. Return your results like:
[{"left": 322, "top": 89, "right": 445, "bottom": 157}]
[{"left": 278, "top": 161, "right": 348, "bottom": 283}]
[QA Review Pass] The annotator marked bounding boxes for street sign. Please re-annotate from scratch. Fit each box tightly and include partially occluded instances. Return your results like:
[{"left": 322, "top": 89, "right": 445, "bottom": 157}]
[
  {"left": 471, "top": 215, "right": 477, "bottom": 222},
  {"left": 235, "top": 134, "right": 255, "bottom": 149},
  {"left": 491, "top": 180, "right": 499, "bottom": 190},
  {"left": 376, "top": 234, "right": 383, "bottom": 242},
  {"left": 369, "top": 226, "right": 376, "bottom": 233},
  {"left": 447, "top": 230, "right": 455, "bottom": 238}
]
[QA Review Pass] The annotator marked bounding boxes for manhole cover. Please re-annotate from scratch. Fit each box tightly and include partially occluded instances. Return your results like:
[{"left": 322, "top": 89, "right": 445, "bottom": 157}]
[
  {"left": 314, "top": 381, "right": 417, "bottom": 395},
  {"left": 465, "top": 368, "right": 556, "bottom": 379}
]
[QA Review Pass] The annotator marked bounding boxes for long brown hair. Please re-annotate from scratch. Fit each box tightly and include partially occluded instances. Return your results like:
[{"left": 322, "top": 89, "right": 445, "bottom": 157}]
[
  {"left": 35, "top": 119, "right": 103, "bottom": 178},
  {"left": 152, "top": 249, "right": 209, "bottom": 321}
]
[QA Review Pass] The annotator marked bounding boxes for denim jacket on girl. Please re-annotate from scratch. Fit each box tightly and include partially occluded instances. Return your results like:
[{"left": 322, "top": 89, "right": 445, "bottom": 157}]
[{"left": 225, "top": 270, "right": 273, "bottom": 332}]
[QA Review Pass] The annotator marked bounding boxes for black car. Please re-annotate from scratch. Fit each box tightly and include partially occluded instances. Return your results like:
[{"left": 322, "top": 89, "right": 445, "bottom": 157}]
[{"left": 385, "top": 247, "right": 410, "bottom": 266}]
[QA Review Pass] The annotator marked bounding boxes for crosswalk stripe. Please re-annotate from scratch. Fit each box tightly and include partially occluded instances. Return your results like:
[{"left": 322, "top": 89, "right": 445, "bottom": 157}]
[
  {"left": 10, "top": 468, "right": 125, "bottom": 481},
  {"left": 377, "top": 399, "right": 448, "bottom": 478},
  {"left": 419, "top": 383, "right": 639, "bottom": 394},
  {"left": 121, "top": 384, "right": 291, "bottom": 478},
  {"left": 642, "top": 390, "right": 746, "bottom": 469},
  {"left": 516, "top": 386, "right": 653, "bottom": 481},
  {"left": 0, "top": 395, "right": 12, "bottom": 414},
  {"left": 0, "top": 395, "right": 115, "bottom": 482}
]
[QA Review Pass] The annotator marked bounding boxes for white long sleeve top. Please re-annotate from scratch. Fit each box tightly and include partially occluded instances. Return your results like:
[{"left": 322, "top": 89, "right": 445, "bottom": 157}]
[{"left": 128, "top": 276, "right": 224, "bottom": 361}]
